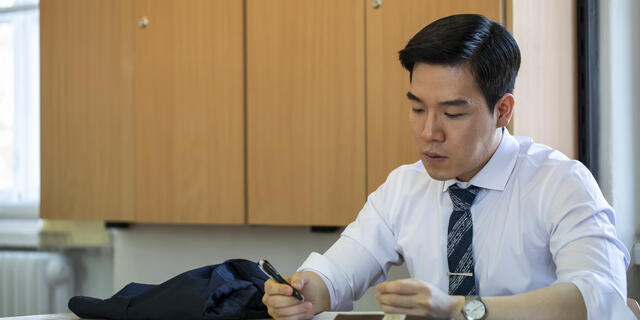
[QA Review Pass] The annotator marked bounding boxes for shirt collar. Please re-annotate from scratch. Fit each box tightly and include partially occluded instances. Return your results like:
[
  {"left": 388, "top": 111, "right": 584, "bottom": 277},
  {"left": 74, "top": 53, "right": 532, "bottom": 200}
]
[{"left": 442, "top": 128, "right": 519, "bottom": 192}]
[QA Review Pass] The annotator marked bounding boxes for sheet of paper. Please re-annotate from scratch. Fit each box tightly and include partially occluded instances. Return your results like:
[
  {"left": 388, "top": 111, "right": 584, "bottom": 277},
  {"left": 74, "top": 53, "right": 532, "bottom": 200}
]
[
  {"left": 313, "top": 312, "right": 408, "bottom": 320},
  {"left": 313, "top": 311, "right": 384, "bottom": 320}
]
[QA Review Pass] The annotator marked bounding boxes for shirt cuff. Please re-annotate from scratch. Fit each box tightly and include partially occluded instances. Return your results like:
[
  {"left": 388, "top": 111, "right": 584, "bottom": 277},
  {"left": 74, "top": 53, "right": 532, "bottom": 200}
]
[{"left": 298, "top": 252, "right": 354, "bottom": 311}]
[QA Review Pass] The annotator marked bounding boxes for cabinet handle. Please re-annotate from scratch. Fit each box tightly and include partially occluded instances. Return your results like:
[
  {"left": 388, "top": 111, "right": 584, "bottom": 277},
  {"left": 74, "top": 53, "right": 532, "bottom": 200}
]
[
  {"left": 138, "top": 16, "right": 149, "bottom": 28},
  {"left": 371, "top": 0, "right": 381, "bottom": 9}
]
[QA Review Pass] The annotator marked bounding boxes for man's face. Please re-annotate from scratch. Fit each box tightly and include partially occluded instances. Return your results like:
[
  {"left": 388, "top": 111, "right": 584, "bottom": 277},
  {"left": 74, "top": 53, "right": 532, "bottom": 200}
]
[{"left": 408, "top": 62, "right": 502, "bottom": 182}]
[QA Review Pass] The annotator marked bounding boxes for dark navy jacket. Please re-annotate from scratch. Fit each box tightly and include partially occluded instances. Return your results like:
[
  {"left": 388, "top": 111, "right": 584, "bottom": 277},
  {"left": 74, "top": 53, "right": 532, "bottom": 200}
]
[{"left": 69, "top": 259, "right": 270, "bottom": 320}]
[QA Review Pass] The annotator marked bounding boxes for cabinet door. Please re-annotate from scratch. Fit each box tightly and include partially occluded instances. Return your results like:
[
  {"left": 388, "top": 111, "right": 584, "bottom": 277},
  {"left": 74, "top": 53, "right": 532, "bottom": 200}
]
[
  {"left": 134, "top": 0, "right": 244, "bottom": 224},
  {"left": 366, "top": 0, "right": 503, "bottom": 192},
  {"left": 247, "top": 0, "right": 366, "bottom": 226},
  {"left": 40, "top": 0, "right": 135, "bottom": 220}
]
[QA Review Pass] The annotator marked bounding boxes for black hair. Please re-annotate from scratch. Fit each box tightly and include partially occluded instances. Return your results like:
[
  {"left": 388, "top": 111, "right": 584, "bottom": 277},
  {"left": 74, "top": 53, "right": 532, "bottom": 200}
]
[{"left": 398, "top": 14, "right": 521, "bottom": 112}]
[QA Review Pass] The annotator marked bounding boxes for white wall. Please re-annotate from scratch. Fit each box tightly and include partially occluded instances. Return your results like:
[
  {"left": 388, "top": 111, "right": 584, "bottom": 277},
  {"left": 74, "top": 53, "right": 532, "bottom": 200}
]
[
  {"left": 112, "top": 224, "right": 410, "bottom": 311},
  {"left": 65, "top": 247, "right": 113, "bottom": 299},
  {"left": 599, "top": 0, "right": 640, "bottom": 299}
]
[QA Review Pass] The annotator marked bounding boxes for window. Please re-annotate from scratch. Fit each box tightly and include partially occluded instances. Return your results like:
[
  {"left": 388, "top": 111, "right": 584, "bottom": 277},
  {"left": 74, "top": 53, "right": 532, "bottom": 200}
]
[{"left": 0, "top": 0, "right": 39, "bottom": 218}]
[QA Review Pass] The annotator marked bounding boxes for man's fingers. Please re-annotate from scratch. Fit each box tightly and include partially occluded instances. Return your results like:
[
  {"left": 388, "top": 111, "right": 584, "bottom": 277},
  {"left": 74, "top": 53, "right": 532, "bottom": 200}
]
[
  {"left": 265, "top": 294, "right": 304, "bottom": 308},
  {"left": 376, "top": 279, "right": 424, "bottom": 295},
  {"left": 290, "top": 272, "right": 308, "bottom": 291},
  {"left": 265, "top": 279, "right": 294, "bottom": 296},
  {"left": 264, "top": 275, "right": 313, "bottom": 320},
  {"left": 267, "top": 301, "right": 313, "bottom": 319},
  {"left": 375, "top": 292, "right": 417, "bottom": 308}
]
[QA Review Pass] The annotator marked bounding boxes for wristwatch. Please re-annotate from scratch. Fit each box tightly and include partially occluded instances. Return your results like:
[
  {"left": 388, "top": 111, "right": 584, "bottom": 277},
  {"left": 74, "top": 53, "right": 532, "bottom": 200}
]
[{"left": 461, "top": 296, "right": 487, "bottom": 320}]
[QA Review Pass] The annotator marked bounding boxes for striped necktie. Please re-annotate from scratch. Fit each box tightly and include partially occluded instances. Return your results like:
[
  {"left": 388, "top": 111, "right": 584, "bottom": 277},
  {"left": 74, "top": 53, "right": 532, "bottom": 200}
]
[{"left": 447, "top": 184, "right": 481, "bottom": 296}]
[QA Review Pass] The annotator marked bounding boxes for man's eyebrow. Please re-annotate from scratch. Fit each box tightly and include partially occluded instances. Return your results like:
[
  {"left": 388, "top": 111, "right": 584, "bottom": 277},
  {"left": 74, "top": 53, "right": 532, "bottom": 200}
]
[
  {"left": 407, "top": 92, "right": 471, "bottom": 107},
  {"left": 438, "top": 99, "right": 470, "bottom": 107},
  {"left": 406, "top": 91, "right": 422, "bottom": 103}
]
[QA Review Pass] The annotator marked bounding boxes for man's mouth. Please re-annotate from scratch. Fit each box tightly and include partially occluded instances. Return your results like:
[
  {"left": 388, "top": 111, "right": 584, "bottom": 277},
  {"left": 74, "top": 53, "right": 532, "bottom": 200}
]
[{"left": 423, "top": 152, "right": 447, "bottom": 163}]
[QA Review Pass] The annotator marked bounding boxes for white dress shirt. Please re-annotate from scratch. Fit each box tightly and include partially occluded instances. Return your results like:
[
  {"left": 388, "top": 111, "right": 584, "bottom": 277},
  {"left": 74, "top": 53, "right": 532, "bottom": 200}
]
[{"left": 299, "top": 129, "right": 631, "bottom": 319}]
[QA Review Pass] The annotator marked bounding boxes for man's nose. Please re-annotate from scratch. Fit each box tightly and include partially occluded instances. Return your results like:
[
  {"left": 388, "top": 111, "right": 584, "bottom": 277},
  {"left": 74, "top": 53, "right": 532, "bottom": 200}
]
[{"left": 421, "top": 115, "right": 444, "bottom": 142}]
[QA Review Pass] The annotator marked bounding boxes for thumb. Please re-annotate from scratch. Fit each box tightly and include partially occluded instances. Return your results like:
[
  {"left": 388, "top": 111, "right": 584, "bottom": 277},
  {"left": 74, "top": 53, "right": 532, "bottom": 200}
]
[{"left": 290, "top": 271, "right": 309, "bottom": 291}]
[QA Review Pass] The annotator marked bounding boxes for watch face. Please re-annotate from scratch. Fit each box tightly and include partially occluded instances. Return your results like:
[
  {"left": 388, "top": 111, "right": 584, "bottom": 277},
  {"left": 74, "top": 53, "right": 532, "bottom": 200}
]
[{"left": 464, "top": 299, "right": 486, "bottom": 319}]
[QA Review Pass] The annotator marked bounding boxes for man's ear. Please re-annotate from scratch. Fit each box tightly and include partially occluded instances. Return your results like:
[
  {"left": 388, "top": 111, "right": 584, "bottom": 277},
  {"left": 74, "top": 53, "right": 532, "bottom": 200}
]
[{"left": 493, "top": 93, "right": 514, "bottom": 128}]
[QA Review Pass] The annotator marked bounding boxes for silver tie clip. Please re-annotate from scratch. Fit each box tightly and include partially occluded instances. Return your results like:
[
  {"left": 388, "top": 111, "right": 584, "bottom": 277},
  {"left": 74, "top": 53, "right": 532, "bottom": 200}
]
[{"left": 447, "top": 271, "right": 473, "bottom": 277}]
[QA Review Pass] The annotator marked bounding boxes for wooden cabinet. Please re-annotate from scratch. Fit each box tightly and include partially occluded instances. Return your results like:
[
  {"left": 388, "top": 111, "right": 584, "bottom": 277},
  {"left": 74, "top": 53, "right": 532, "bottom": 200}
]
[
  {"left": 41, "top": 0, "right": 576, "bottom": 226},
  {"left": 133, "top": 0, "right": 244, "bottom": 224},
  {"left": 40, "top": 0, "right": 135, "bottom": 221},
  {"left": 247, "top": 0, "right": 576, "bottom": 225},
  {"left": 365, "top": 0, "right": 577, "bottom": 192},
  {"left": 40, "top": 0, "right": 244, "bottom": 224},
  {"left": 365, "top": 0, "right": 503, "bottom": 193},
  {"left": 246, "top": 0, "right": 366, "bottom": 226},
  {"left": 247, "top": 0, "right": 505, "bottom": 224}
]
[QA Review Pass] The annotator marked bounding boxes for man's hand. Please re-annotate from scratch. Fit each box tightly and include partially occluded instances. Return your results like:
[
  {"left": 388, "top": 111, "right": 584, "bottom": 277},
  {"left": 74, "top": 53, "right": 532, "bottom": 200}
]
[
  {"left": 375, "top": 278, "right": 464, "bottom": 319},
  {"left": 263, "top": 271, "right": 330, "bottom": 320}
]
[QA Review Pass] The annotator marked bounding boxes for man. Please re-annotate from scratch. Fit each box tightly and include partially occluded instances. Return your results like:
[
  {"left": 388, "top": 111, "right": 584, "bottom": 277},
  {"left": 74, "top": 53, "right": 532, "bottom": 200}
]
[{"left": 262, "top": 14, "right": 631, "bottom": 320}]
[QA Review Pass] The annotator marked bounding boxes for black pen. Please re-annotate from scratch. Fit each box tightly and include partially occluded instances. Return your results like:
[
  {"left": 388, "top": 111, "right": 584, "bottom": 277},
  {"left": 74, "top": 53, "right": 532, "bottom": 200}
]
[{"left": 258, "top": 259, "right": 304, "bottom": 301}]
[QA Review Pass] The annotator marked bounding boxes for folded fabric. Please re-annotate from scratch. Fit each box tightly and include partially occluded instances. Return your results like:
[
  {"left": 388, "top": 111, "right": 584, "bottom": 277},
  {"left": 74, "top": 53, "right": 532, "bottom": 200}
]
[{"left": 69, "top": 259, "right": 270, "bottom": 320}]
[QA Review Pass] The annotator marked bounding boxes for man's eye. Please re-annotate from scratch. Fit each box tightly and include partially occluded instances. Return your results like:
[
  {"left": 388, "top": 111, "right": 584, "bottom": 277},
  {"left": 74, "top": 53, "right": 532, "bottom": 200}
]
[
  {"left": 412, "top": 108, "right": 425, "bottom": 113},
  {"left": 445, "top": 113, "right": 464, "bottom": 118}
]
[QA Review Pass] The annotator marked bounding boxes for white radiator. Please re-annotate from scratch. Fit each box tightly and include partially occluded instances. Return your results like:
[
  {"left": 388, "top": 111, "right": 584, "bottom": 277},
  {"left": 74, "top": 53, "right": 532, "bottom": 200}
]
[{"left": 0, "top": 251, "right": 73, "bottom": 317}]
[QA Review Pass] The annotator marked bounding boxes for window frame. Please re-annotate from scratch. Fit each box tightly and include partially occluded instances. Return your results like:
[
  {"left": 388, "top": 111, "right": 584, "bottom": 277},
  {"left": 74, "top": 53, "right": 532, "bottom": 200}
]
[{"left": 0, "top": 1, "right": 40, "bottom": 219}]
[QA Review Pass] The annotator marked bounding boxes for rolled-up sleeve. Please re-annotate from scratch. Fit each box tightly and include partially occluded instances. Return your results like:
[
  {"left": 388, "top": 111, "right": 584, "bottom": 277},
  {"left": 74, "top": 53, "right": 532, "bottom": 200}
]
[
  {"left": 298, "top": 236, "right": 384, "bottom": 311},
  {"left": 298, "top": 174, "right": 403, "bottom": 311},
  {"left": 547, "top": 165, "right": 631, "bottom": 319}
]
